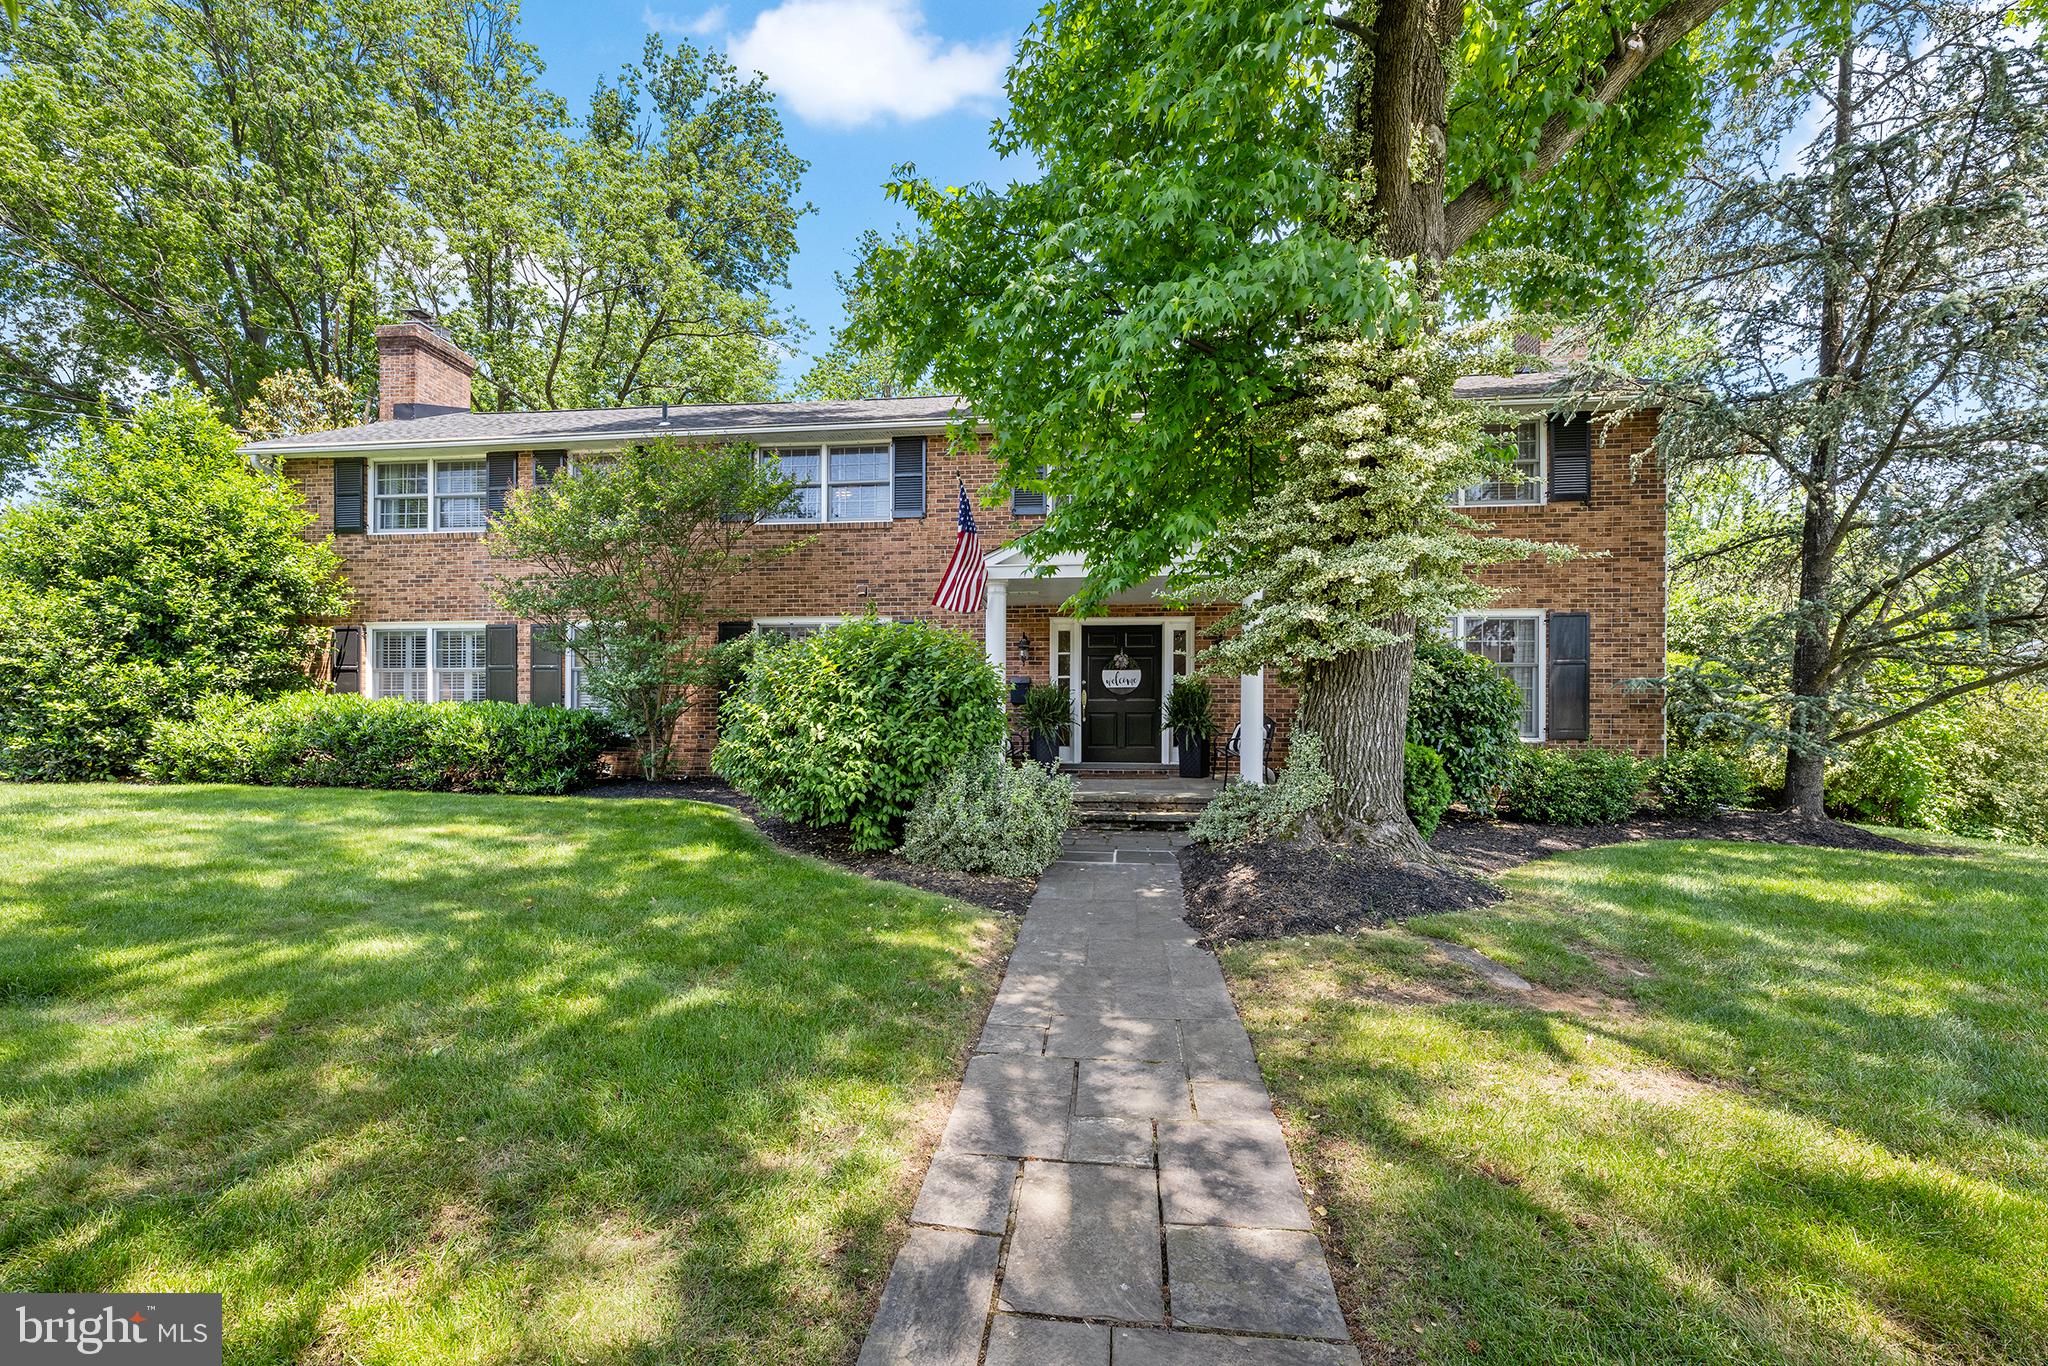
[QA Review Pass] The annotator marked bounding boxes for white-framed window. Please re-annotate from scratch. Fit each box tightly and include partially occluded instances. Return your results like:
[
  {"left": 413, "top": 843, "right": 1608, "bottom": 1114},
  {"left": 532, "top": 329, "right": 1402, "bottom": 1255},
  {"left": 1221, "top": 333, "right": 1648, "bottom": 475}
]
[
  {"left": 1454, "top": 421, "right": 1544, "bottom": 506},
  {"left": 368, "top": 625, "right": 488, "bottom": 702},
  {"left": 753, "top": 616, "right": 844, "bottom": 641},
  {"left": 1455, "top": 612, "right": 1545, "bottom": 740},
  {"left": 373, "top": 457, "right": 491, "bottom": 532},
  {"left": 759, "top": 444, "right": 893, "bottom": 523}
]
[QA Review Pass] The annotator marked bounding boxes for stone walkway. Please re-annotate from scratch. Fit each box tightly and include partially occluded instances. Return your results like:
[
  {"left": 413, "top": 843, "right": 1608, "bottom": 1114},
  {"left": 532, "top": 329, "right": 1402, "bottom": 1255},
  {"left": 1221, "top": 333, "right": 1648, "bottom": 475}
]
[{"left": 857, "top": 831, "right": 1360, "bottom": 1366}]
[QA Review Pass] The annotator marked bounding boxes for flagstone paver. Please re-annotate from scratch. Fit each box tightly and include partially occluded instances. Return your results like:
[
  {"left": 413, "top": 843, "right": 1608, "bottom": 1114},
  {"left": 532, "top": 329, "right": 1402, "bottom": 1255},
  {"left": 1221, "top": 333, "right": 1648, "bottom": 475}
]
[{"left": 855, "top": 832, "right": 1362, "bottom": 1366}]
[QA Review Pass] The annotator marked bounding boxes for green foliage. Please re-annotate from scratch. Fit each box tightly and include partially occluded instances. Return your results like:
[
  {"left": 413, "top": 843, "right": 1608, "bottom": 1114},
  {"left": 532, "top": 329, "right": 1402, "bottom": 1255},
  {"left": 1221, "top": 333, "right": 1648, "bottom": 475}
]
[
  {"left": 1408, "top": 636, "right": 1526, "bottom": 810},
  {"left": 0, "top": 395, "right": 347, "bottom": 780},
  {"left": 0, "top": 3, "right": 804, "bottom": 488},
  {"left": 793, "top": 233, "right": 930, "bottom": 401},
  {"left": 1018, "top": 683, "right": 1072, "bottom": 745},
  {"left": 899, "top": 748, "right": 1076, "bottom": 877},
  {"left": 1403, "top": 742, "right": 1454, "bottom": 839},
  {"left": 1191, "top": 731, "right": 1340, "bottom": 847},
  {"left": 713, "top": 617, "right": 1006, "bottom": 852},
  {"left": 1642, "top": 10, "right": 2048, "bottom": 811},
  {"left": 1164, "top": 677, "right": 1218, "bottom": 740},
  {"left": 1501, "top": 748, "right": 1645, "bottom": 826},
  {"left": 1647, "top": 748, "right": 1753, "bottom": 816},
  {"left": 1915, "top": 687, "right": 2048, "bottom": 843},
  {"left": 1176, "top": 334, "right": 1569, "bottom": 680},
  {"left": 142, "top": 693, "right": 618, "bottom": 795},
  {"left": 487, "top": 439, "right": 800, "bottom": 778}
]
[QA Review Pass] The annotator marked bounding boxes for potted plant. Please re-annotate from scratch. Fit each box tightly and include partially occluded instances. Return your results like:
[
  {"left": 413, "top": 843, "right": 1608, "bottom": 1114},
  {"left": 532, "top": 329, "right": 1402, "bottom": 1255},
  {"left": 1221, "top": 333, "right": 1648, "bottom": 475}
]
[
  {"left": 1018, "top": 683, "right": 1071, "bottom": 765},
  {"left": 1164, "top": 677, "right": 1218, "bottom": 777}
]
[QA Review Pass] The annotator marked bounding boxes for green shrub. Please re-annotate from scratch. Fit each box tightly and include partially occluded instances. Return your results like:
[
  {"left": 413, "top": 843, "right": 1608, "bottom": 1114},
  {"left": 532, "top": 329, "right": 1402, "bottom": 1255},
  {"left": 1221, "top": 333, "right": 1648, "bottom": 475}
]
[
  {"left": 1018, "top": 683, "right": 1072, "bottom": 749},
  {"left": 1165, "top": 676, "right": 1219, "bottom": 740},
  {"left": 1404, "top": 741, "right": 1454, "bottom": 838},
  {"left": 1500, "top": 747, "right": 1644, "bottom": 825},
  {"left": 713, "top": 616, "right": 1005, "bottom": 851},
  {"left": 142, "top": 693, "right": 619, "bottom": 794},
  {"left": 1648, "top": 747, "right": 1752, "bottom": 816},
  {"left": 1190, "top": 730, "right": 1338, "bottom": 846},
  {"left": 899, "top": 748, "right": 1076, "bottom": 876},
  {"left": 0, "top": 395, "right": 348, "bottom": 780},
  {"left": 1408, "top": 637, "right": 1524, "bottom": 811}
]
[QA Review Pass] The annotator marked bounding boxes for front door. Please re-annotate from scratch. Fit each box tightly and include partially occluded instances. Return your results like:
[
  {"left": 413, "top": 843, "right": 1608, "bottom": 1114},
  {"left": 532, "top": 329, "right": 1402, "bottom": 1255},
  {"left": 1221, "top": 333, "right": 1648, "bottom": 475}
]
[{"left": 1082, "top": 625, "right": 1163, "bottom": 762}]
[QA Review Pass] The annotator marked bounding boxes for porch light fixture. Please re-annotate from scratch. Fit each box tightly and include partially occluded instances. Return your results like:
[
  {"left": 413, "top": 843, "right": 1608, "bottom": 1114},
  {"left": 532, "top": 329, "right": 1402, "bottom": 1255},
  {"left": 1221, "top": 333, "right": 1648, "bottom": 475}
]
[{"left": 1015, "top": 635, "right": 1033, "bottom": 664}]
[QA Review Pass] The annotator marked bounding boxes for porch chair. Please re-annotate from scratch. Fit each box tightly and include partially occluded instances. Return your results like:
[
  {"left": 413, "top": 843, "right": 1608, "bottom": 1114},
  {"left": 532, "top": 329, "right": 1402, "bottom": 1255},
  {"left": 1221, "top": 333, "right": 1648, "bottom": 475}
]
[{"left": 1222, "top": 715, "right": 1276, "bottom": 781}]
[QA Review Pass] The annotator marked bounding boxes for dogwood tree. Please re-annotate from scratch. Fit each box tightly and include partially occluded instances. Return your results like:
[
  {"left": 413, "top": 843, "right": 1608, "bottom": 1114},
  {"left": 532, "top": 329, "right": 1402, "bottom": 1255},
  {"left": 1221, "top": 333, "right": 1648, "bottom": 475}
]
[{"left": 862, "top": 0, "right": 1791, "bottom": 857}]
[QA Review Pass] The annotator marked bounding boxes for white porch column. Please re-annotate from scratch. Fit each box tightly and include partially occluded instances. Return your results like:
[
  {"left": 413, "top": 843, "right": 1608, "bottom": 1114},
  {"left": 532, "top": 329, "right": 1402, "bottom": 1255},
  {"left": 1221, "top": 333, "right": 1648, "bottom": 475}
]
[
  {"left": 984, "top": 578, "right": 1008, "bottom": 678},
  {"left": 1239, "top": 667, "right": 1265, "bottom": 785}
]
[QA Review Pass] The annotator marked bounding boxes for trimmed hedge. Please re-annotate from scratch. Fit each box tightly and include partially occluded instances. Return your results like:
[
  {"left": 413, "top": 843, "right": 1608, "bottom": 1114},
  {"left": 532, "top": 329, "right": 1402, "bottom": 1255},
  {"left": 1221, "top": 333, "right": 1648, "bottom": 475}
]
[
  {"left": 1500, "top": 747, "right": 1644, "bottom": 826},
  {"left": 1404, "top": 741, "right": 1454, "bottom": 839},
  {"left": 142, "top": 692, "right": 619, "bottom": 794},
  {"left": 713, "top": 617, "right": 1006, "bottom": 852}
]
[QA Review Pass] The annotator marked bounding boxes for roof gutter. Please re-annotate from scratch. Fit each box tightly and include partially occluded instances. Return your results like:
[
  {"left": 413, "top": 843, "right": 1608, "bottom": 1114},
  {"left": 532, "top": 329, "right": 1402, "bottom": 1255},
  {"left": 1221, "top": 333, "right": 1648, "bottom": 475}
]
[{"left": 245, "top": 413, "right": 986, "bottom": 459}]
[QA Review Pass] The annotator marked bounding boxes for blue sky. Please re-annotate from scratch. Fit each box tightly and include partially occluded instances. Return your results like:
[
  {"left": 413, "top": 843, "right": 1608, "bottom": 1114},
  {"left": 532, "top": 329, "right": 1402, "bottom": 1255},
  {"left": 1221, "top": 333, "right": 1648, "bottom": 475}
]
[{"left": 519, "top": 0, "right": 1040, "bottom": 388}]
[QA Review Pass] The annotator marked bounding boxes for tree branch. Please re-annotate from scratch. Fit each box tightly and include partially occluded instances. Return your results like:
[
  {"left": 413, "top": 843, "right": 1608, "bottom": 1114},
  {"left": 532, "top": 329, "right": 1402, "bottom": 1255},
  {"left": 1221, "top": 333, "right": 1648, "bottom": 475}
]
[
  {"left": 1444, "top": 0, "right": 1733, "bottom": 252},
  {"left": 1832, "top": 657, "right": 2048, "bottom": 744}
]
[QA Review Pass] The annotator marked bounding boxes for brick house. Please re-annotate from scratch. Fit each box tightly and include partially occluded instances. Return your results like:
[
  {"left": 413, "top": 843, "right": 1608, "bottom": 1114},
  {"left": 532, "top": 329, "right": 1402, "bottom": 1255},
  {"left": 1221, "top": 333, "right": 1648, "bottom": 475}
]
[{"left": 245, "top": 315, "right": 1667, "bottom": 779}]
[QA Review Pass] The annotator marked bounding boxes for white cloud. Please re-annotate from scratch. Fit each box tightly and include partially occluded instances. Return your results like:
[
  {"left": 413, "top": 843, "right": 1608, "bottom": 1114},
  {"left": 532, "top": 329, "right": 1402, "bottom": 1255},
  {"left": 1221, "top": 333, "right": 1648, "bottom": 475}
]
[
  {"left": 643, "top": 5, "right": 728, "bottom": 38},
  {"left": 726, "top": 0, "right": 1008, "bottom": 127}
]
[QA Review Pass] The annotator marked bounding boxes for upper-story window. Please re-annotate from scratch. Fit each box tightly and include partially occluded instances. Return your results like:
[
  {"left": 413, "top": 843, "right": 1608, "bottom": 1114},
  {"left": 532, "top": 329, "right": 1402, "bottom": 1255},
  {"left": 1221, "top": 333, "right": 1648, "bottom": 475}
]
[
  {"left": 760, "top": 443, "right": 893, "bottom": 523},
  {"left": 373, "top": 458, "right": 489, "bottom": 532},
  {"left": 1453, "top": 421, "right": 1544, "bottom": 507}
]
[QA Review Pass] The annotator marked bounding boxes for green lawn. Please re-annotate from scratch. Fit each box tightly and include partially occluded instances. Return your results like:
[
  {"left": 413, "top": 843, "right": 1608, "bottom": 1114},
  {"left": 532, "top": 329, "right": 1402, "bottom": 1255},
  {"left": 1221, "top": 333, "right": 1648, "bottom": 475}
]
[
  {"left": 0, "top": 783, "right": 1008, "bottom": 1366},
  {"left": 1223, "top": 834, "right": 2048, "bottom": 1366}
]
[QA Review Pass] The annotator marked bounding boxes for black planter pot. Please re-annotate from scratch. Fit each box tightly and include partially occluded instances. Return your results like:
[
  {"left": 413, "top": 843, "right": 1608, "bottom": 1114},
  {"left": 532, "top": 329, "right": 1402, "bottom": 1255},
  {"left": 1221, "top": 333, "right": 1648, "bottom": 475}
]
[
  {"left": 1176, "top": 732, "right": 1208, "bottom": 778},
  {"left": 1028, "top": 733, "right": 1059, "bottom": 765}
]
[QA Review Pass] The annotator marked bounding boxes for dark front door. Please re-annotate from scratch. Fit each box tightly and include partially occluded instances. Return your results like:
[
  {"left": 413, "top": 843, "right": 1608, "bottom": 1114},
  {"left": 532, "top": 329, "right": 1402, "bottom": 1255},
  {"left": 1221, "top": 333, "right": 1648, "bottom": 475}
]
[{"left": 1082, "top": 625, "right": 1163, "bottom": 762}]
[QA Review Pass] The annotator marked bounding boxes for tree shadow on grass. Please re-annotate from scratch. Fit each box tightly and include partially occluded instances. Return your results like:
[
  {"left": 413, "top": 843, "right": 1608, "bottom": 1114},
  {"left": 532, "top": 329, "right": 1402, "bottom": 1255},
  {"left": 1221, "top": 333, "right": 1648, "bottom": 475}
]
[{"left": 0, "top": 784, "right": 1001, "bottom": 1365}]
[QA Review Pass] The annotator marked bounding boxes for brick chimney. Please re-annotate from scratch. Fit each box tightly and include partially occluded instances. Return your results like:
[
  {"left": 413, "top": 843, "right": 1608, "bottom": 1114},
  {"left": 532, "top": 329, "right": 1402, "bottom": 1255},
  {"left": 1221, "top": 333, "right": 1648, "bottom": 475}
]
[{"left": 374, "top": 309, "right": 477, "bottom": 420}]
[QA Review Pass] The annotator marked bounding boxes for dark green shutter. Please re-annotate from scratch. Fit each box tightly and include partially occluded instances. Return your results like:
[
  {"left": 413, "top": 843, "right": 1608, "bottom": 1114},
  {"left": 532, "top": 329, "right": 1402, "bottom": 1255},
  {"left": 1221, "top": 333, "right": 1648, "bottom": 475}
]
[
  {"left": 484, "top": 624, "right": 519, "bottom": 702},
  {"left": 1547, "top": 415, "right": 1591, "bottom": 503},
  {"left": 716, "top": 620, "right": 752, "bottom": 643},
  {"left": 534, "top": 450, "right": 567, "bottom": 486},
  {"left": 333, "top": 458, "right": 366, "bottom": 533},
  {"left": 891, "top": 436, "right": 926, "bottom": 517},
  {"left": 330, "top": 626, "right": 362, "bottom": 693},
  {"left": 530, "top": 625, "right": 564, "bottom": 706},
  {"left": 1546, "top": 612, "right": 1590, "bottom": 740},
  {"left": 486, "top": 452, "right": 518, "bottom": 514}
]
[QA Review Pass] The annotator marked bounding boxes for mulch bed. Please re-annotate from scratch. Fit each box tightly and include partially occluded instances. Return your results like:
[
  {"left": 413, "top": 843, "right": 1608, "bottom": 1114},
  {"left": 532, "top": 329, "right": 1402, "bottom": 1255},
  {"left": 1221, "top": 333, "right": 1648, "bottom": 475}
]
[
  {"left": 1179, "top": 808, "right": 1948, "bottom": 943},
  {"left": 583, "top": 778, "right": 1036, "bottom": 916}
]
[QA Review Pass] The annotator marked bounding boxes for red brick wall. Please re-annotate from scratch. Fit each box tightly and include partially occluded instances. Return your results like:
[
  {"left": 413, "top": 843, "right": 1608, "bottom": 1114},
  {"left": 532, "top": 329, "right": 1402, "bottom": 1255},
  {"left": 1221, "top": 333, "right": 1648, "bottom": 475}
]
[
  {"left": 286, "top": 413, "right": 1665, "bottom": 773},
  {"left": 373, "top": 322, "right": 477, "bottom": 420}
]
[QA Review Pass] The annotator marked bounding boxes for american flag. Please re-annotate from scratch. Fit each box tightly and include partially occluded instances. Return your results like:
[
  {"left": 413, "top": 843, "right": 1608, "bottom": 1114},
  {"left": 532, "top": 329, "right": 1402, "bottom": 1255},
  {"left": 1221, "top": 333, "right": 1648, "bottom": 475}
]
[{"left": 932, "top": 479, "right": 985, "bottom": 613}]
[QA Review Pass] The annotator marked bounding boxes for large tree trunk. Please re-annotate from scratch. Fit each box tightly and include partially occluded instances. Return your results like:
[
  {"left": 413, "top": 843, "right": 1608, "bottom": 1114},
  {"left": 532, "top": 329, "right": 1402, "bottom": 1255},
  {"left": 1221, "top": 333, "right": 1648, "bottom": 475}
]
[
  {"left": 1783, "top": 48, "right": 1856, "bottom": 823},
  {"left": 1280, "top": 0, "right": 1458, "bottom": 861},
  {"left": 1296, "top": 621, "right": 1436, "bottom": 863}
]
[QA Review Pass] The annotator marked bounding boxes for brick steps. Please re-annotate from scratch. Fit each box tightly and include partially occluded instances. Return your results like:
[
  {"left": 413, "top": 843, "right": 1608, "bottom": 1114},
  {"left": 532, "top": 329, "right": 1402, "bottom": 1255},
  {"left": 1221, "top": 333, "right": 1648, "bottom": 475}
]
[{"left": 1071, "top": 776, "right": 1217, "bottom": 830}]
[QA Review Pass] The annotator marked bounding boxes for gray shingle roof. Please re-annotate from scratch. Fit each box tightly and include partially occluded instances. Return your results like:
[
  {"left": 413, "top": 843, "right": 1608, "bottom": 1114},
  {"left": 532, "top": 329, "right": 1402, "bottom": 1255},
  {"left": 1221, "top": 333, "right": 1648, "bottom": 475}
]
[{"left": 244, "top": 374, "right": 1593, "bottom": 456}]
